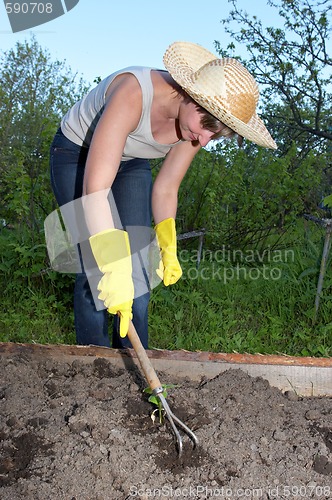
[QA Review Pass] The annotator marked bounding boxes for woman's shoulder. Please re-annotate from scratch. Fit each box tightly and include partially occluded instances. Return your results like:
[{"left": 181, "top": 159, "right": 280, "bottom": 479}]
[{"left": 104, "top": 68, "right": 145, "bottom": 100}]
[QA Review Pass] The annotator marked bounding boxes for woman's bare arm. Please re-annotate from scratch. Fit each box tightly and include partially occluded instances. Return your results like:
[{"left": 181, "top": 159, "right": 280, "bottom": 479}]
[
  {"left": 151, "top": 140, "right": 201, "bottom": 224},
  {"left": 82, "top": 74, "right": 142, "bottom": 235}
]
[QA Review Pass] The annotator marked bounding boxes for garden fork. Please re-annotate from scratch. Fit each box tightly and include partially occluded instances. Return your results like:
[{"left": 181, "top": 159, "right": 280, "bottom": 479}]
[{"left": 127, "top": 320, "right": 199, "bottom": 457}]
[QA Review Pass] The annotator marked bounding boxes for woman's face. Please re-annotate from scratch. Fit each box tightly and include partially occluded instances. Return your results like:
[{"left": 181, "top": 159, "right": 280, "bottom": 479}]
[{"left": 178, "top": 101, "right": 220, "bottom": 147}]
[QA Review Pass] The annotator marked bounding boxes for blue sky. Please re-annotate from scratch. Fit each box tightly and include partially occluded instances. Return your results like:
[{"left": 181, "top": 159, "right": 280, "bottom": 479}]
[{"left": 0, "top": 0, "right": 292, "bottom": 86}]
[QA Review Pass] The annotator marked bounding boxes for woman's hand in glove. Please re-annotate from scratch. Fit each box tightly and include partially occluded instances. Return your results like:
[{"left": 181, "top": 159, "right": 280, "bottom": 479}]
[
  {"left": 89, "top": 229, "right": 134, "bottom": 338},
  {"left": 155, "top": 218, "right": 182, "bottom": 286}
]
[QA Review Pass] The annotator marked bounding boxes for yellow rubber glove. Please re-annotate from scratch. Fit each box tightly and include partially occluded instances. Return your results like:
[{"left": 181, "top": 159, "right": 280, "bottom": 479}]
[
  {"left": 155, "top": 218, "right": 182, "bottom": 286},
  {"left": 89, "top": 229, "right": 134, "bottom": 338}
]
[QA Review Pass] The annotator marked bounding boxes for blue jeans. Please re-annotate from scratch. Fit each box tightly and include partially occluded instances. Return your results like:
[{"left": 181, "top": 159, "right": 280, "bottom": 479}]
[{"left": 50, "top": 128, "right": 152, "bottom": 348}]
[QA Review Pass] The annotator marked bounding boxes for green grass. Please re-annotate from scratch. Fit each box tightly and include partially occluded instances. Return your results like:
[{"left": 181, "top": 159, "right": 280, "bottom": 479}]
[
  {"left": 0, "top": 288, "right": 76, "bottom": 345},
  {"left": 148, "top": 274, "right": 332, "bottom": 357},
  {"left": 148, "top": 226, "right": 332, "bottom": 357},
  {"left": 0, "top": 221, "right": 331, "bottom": 357}
]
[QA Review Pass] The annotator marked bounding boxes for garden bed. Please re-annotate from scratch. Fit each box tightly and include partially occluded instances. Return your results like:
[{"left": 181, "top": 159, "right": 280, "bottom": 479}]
[{"left": 0, "top": 343, "right": 331, "bottom": 499}]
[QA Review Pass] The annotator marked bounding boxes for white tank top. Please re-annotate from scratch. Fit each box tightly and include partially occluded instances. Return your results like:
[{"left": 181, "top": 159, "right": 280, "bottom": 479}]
[{"left": 61, "top": 66, "right": 180, "bottom": 161}]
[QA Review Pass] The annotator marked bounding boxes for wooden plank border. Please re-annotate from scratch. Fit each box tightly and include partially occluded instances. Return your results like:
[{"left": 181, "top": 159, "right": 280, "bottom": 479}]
[{"left": 0, "top": 342, "right": 331, "bottom": 397}]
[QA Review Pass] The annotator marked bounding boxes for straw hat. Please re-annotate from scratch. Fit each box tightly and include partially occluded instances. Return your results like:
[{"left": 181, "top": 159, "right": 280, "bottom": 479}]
[{"left": 163, "top": 41, "right": 277, "bottom": 149}]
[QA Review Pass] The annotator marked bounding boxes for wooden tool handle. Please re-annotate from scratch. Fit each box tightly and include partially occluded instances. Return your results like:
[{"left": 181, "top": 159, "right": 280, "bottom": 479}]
[{"left": 127, "top": 320, "right": 162, "bottom": 391}]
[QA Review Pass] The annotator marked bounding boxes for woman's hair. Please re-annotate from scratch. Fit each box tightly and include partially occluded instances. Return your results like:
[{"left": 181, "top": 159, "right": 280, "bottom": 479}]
[
  {"left": 197, "top": 103, "right": 244, "bottom": 146},
  {"left": 172, "top": 81, "right": 242, "bottom": 144},
  {"left": 197, "top": 106, "right": 234, "bottom": 140}
]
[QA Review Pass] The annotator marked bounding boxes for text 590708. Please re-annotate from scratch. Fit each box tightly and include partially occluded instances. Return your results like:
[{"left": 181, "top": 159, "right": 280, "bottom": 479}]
[{"left": 5, "top": 3, "right": 53, "bottom": 14}]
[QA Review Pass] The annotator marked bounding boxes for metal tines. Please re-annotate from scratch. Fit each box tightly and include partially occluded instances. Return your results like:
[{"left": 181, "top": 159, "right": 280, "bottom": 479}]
[{"left": 154, "top": 386, "right": 199, "bottom": 457}]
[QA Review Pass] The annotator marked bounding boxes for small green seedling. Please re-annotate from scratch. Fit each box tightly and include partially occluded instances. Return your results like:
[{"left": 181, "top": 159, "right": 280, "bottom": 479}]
[{"left": 143, "top": 384, "right": 176, "bottom": 424}]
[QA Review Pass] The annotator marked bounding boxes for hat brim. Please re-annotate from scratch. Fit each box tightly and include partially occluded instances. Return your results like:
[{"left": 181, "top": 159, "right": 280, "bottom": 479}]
[{"left": 163, "top": 42, "right": 277, "bottom": 150}]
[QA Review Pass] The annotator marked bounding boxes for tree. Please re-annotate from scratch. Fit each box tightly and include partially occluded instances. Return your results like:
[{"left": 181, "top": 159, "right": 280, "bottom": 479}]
[
  {"left": 0, "top": 35, "right": 89, "bottom": 232},
  {"left": 217, "top": 0, "right": 332, "bottom": 154},
  {"left": 174, "top": 141, "right": 323, "bottom": 252}
]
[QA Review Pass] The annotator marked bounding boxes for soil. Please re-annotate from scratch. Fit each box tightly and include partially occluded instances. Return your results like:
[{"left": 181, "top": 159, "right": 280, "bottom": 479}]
[{"left": 0, "top": 348, "right": 331, "bottom": 500}]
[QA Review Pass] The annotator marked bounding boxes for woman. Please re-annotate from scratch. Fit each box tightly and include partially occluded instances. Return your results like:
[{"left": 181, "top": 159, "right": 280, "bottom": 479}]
[{"left": 49, "top": 41, "right": 276, "bottom": 349}]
